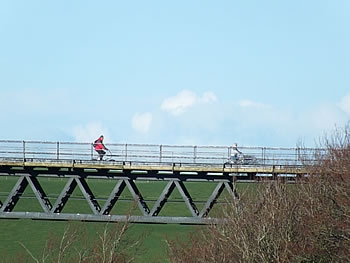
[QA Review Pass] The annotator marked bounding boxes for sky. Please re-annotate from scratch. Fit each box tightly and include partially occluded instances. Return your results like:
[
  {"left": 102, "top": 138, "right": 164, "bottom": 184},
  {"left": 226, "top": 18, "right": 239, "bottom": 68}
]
[{"left": 0, "top": 0, "right": 349, "bottom": 148}]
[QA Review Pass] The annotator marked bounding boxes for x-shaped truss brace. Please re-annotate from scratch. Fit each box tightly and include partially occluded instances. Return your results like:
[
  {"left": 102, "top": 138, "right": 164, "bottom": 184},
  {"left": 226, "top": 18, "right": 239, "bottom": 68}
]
[{"left": 0, "top": 176, "right": 238, "bottom": 219}]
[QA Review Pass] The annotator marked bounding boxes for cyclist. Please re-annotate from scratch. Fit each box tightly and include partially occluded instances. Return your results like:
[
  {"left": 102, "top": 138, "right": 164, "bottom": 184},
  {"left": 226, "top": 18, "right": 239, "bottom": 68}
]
[
  {"left": 230, "top": 143, "right": 242, "bottom": 163},
  {"left": 93, "top": 135, "right": 108, "bottom": 160}
]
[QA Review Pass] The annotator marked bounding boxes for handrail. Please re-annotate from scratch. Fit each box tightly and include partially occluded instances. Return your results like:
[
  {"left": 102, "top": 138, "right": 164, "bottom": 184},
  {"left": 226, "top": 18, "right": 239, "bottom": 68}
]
[{"left": 0, "top": 140, "right": 321, "bottom": 167}]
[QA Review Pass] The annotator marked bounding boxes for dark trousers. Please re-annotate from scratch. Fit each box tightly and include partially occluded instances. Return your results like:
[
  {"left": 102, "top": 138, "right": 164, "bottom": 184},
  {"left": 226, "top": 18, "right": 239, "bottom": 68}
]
[{"left": 96, "top": 150, "right": 106, "bottom": 160}]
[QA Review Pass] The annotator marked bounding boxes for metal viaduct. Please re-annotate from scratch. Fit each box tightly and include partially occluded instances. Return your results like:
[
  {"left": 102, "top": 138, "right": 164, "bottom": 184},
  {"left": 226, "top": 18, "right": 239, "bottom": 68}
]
[{"left": 0, "top": 140, "right": 316, "bottom": 224}]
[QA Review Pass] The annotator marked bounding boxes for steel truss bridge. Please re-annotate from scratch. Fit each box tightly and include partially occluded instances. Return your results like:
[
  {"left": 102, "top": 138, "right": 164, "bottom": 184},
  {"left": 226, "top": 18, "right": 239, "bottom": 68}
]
[{"left": 0, "top": 140, "right": 316, "bottom": 224}]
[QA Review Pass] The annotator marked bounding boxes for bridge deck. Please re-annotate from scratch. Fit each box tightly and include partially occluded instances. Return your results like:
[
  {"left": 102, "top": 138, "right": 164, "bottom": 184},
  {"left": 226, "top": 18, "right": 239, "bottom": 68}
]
[
  {"left": 0, "top": 141, "right": 317, "bottom": 223},
  {"left": 0, "top": 158, "right": 308, "bottom": 178}
]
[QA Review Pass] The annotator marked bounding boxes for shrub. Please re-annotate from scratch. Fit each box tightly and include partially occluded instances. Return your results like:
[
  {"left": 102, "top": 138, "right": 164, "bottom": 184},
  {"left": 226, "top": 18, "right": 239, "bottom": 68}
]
[{"left": 167, "top": 123, "right": 350, "bottom": 263}]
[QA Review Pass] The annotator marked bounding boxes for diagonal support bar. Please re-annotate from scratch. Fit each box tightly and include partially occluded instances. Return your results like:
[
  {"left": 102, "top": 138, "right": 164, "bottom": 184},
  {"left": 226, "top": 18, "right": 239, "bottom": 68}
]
[
  {"left": 76, "top": 178, "right": 101, "bottom": 215},
  {"left": 52, "top": 178, "right": 77, "bottom": 213},
  {"left": 100, "top": 180, "right": 126, "bottom": 215},
  {"left": 27, "top": 176, "right": 52, "bottom": 212},
  {"left": 125, "top": 179, "right": 150, "bottom": 216},
  {"left": 174, "top": 181, "right": 199, "bottom": 217},
  {"left": 0, "top": 176, "right": 28, "bottom": 212},
  {"left": 199, "top": 181, "right": 226, "bottom": 218},
  {"left": 150, "top": 180, "right": 176, "bottom": 216},
  {"left": 224, "top": 181, "right": 239, "bottom": 200}
]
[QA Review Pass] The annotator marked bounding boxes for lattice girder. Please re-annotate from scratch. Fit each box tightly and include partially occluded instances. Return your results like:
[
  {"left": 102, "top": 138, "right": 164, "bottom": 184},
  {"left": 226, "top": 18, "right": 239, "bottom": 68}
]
[{"left": 0, "top": 173, "right": 238, "bottom": 223}]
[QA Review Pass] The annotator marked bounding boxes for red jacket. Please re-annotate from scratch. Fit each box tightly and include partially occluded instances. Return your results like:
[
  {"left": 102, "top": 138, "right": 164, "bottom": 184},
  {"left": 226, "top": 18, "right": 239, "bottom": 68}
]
[{"left": 93, "top": 137, "right": 107, "bottom": 151}]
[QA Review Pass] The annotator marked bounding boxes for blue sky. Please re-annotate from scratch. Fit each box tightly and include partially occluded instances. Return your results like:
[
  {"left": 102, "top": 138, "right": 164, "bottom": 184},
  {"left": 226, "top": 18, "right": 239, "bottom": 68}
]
[{"left": 1, "top": 0, "right": 349, "bottom": 148}]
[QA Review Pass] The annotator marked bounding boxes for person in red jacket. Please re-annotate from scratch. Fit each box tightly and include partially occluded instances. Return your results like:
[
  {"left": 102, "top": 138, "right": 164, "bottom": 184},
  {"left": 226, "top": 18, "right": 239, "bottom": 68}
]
[{"left": 93, "top": 135, "right": 108, "bottom": 160}]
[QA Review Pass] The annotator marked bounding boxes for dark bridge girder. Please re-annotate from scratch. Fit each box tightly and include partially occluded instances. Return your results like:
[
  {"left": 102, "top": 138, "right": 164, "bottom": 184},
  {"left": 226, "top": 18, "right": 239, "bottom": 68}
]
[{"left": 0, "top": 161, "right": 241, "bottom": 224}]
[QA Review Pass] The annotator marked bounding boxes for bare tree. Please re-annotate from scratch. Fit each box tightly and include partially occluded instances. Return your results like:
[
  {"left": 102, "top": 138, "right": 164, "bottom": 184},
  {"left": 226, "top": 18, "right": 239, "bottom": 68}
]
[
  {"left": 88, "top": 220, "right": 146, "bottom": 263},
  {"left": 167, "top": 123, "right": 350, "bottom": 263}
]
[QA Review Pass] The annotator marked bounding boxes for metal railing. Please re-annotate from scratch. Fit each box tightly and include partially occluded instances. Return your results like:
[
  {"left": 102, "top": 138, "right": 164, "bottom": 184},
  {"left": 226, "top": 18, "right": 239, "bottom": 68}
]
[{"left": 0, "top": 140, "right": 321, "bottom": 167}]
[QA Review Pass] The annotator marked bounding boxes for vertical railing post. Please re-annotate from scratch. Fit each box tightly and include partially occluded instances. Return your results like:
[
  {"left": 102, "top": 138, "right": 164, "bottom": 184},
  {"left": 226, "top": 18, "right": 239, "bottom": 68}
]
[
  {"left": 56, "top": 142, "right": 60, "bottom": 160},
  {"left": 125, "top": 144, "right": 128, "bottom": 161},
  {"left": 295, "top": 147, "right": 299, "bottom": 166},
  {"left": 159, "top": 145, "right": 162, "bottom": 163},
  {"left": 23, "top": 141, "right": 26, "bottom": 161},
  {"left": 194, "top": 146, "right": 197, "bottom": 163},
  {"left": 262, "top": 147, "right": 265, "bottom": 166}
]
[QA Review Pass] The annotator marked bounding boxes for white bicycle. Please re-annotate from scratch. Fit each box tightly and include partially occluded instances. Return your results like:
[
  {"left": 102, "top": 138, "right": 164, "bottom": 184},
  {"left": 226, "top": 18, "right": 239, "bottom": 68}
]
[{"left": 225, "top": 153, "right": 257, "bottom": 165}]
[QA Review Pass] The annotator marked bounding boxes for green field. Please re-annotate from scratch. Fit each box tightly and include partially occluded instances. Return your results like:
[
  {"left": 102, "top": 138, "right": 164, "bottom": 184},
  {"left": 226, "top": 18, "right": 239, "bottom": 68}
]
[
  {"left": 0, "top": 177, "right": 253, "bottom": 262},
  {"left": 0, "top": 219, "right": 198, "bottom": 262}
]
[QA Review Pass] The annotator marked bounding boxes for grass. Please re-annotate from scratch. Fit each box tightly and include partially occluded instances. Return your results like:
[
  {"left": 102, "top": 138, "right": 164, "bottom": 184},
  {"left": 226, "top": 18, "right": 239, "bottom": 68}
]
[
  {"left": 0, "top": 219, "right": 198, "bottom": 262},
  {"left": 0, "top": 177, "right": 251, "bottom": 262}
]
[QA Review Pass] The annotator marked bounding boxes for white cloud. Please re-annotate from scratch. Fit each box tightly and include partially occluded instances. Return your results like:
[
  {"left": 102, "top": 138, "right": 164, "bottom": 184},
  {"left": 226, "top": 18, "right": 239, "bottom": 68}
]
[
  {"left": 238, "top": 99, "right": 271, "bottom": 109},
  {"left": 72, "top": 122, "right": 109, "bottom": 143},
  {"left": 132, "top": 112, "right": 153, "bottom": 134},
  {"left": 161, "top": 90, "right": 217, "bottom": 116},
  {"left": 232, "top": 98, "right": 347, "bottom": 145},
  {"left": 304, "top": 103, "right": 347, "bottom": 132},
  {"left": 161, "top": 90, "right": 197, "bottom": 116},
  {"left": 200, "top": 91, "right": 217, "bottom": 103},
  {"left": 338, "top": 93, "right": 350, "bottom": 115}
]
